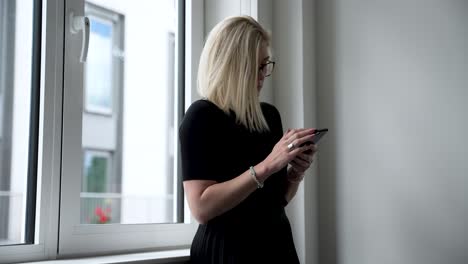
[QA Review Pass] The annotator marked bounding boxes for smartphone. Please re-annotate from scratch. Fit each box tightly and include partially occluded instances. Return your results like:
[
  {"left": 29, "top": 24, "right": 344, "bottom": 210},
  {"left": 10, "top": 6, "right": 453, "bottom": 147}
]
[
  {"left": 311, "top": 128, "right": 328, "bottom": 144},
  {"left": 300, "top": 128, "right": 329, "bottom": 147}
]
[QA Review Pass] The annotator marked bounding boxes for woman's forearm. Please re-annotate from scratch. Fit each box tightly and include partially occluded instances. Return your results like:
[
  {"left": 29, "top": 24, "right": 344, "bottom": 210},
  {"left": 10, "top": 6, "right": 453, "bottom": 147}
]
[
  {"left": 284, "top": 167, "right": 302, "bottom": 204},
  {"left": 188, "top": 163, "right": 271, "bottom": 224}
]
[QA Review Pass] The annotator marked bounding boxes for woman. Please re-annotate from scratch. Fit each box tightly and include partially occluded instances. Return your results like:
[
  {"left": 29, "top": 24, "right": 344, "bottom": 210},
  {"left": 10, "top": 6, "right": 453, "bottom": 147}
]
[{"left": 179, "top": 15, "right": 317, "bottom": 263}]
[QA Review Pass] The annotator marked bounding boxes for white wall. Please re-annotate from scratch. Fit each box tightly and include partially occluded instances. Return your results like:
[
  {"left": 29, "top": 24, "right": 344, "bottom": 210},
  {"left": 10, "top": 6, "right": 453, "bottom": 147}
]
[
  {"left": 301, "top": 2, "right": 318, "bottom": 264},
  {"left": 273, "top": 0, "right": 316, "bottom": 263},
  {"left": 255, "top": 0, "right": 274, "bottom": 103},
  {"left": 316, "top": 1, "right": 468, "bottom": 264}
]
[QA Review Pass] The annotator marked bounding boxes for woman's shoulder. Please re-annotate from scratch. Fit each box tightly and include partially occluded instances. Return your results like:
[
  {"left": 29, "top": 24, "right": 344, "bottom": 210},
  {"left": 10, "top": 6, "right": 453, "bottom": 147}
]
[
  {"left": 181, "top": 99, "right": 225, "bottom": 128},
  {"left": 185, "top": 99, "right": 224, "bottom": 116},
  {"left": 260, "top": 101, "right": 276, "bottom": 110},
  {"left": 260, "top": 102, "right": 281, "bottom": 119},
  {"left": 260, "top": 102, "right": 283, "bottom": 135}
]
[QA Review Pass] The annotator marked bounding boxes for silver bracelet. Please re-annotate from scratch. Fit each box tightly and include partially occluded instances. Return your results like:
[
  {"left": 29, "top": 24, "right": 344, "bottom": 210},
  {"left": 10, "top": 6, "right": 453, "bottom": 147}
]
[{"left": 249, "top": 166, "right": 264, "bottom": 189}]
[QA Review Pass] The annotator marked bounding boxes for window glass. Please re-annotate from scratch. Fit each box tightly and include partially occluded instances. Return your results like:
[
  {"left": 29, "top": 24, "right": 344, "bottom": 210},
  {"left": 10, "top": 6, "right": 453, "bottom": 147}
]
[
  {"left": 81, "top": 150, "right": 120, "bottom": 224},
  {"left": 82, "top": 0, "right": 179, "bottom": 224},
  {"left": 85, "top": 16, "right": 113, "bottom": 114},
  {"left": 0, "top": 0, "right": 38, "bottom": 245}
]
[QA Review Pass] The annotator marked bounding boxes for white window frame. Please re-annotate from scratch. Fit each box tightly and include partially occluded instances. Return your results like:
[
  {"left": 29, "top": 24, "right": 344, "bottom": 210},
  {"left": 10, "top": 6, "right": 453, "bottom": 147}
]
[{"left": 0, "top": 0, "right": 204, "bottom": 262}]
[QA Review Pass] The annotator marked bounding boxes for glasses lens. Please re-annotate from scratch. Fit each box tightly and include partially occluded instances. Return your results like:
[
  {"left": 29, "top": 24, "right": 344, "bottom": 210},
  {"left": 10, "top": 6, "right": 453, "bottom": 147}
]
[
  {"left": 259, "top": 62, "right": 275, "bottom": 77},
  {"left": 266, "top": 63, "right": 274, "bottom": 76},
  {"left": 267, "top": 63, "right": 275, "bottom": 75}
]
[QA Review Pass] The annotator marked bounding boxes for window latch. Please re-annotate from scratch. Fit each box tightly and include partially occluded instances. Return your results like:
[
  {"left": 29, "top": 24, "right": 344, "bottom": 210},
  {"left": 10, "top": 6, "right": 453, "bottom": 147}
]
[{"left": 70, "top": 12, "right": 90, "bottom": 63}]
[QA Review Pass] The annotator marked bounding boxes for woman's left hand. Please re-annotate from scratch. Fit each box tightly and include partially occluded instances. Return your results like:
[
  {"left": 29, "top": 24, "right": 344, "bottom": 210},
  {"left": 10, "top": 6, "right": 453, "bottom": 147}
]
[{"left": 287, "top": 146, "right": 317, "bottom": 182}]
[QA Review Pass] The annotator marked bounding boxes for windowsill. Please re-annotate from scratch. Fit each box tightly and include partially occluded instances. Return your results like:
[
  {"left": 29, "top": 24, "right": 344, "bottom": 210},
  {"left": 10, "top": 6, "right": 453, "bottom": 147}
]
[{"left": 26, "top": 249, "right": 190, "bottom": 264}]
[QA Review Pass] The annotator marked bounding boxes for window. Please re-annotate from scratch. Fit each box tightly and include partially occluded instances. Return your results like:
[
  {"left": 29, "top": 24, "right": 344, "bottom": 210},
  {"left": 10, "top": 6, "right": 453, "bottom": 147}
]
[
  {"left": 0, "top": 0, "right": 201, "bottom": 262},
  {"left": 81, "top": 3, "right": 123, "bottom": 225},
  {"left": 84, "top": 3, "right": 121, "bottom": 116},
  {"left": 58, "top": 0, "right": 196, "bottom": 256},
  {"left": 0, "top": 0, "right": 40, "bottom": 246},
  {"left": 79, "top": 1, "right": 182, "bottom": 227},
  {"left": 0, "top": 0, "right": 15, "bottom": 245}
]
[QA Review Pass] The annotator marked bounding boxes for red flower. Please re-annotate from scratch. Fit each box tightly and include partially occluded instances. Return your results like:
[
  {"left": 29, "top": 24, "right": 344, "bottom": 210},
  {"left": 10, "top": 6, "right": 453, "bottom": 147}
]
[
  {"left": 95, "top": 206, "right": 104, "bottom": 216},
  {"left": 94, "top": 205, "right": 111, "bottom": 224},
  {"left": 99, "top": 215, "right": 108, "bottom": 223}
]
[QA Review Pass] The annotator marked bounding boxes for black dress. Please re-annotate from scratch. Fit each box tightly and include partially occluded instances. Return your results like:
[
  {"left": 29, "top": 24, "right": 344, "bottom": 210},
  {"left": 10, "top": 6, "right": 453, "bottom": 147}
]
[{"left": 179, "top": 99, "right": 300, "bottom": 264}]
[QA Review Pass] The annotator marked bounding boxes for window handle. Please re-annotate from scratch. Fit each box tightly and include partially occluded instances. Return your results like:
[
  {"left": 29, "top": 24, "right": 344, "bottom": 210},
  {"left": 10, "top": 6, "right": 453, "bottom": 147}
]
[{"left": 70, "top": 12, "right": 90, "bottom": 63}]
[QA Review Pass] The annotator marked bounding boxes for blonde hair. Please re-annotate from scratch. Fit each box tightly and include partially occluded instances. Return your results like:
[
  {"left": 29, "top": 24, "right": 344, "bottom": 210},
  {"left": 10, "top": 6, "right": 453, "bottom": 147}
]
[{"left": 197, "top": 15, "right": 271, "bottom": 132}]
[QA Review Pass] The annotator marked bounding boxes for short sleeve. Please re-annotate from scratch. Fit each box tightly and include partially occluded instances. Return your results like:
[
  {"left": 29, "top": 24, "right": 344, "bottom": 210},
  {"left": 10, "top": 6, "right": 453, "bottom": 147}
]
[{"left": 179, "top": 101, "right": 225, "bottom": 182}]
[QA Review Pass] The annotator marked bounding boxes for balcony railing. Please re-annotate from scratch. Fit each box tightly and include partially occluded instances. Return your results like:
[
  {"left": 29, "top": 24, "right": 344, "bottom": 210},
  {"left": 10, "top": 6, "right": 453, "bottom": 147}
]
[{"left": 80, "top": 192, "right": 174, "bottom": 224}]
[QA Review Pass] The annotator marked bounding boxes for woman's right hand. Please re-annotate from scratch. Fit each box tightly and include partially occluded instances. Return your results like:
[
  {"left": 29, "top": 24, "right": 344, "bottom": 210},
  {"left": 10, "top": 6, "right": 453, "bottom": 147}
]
[{"left": 261, "top": 128, "right": 317, "bottom": 177}]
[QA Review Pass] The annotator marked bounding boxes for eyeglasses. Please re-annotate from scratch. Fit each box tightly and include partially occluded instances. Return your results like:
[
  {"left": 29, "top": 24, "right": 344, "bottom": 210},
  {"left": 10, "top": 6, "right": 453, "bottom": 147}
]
[{"left": 259, "top": 60, "right": 275, "bottom": 77}]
